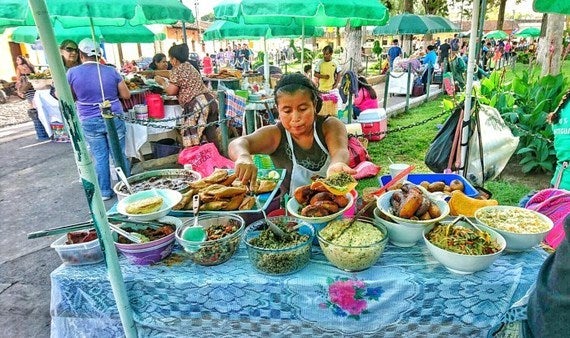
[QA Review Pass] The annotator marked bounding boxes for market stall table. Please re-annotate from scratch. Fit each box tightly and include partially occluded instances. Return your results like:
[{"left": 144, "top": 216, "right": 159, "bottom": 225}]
[
  {"left": 33, "top": 89, "right": 61, "bottom": 138},
  {"left": 50, "top": 240, "right": 548, "bottom": 337},
  {"left": 388, "top": 72, "right": 414, "bottom": 96}
]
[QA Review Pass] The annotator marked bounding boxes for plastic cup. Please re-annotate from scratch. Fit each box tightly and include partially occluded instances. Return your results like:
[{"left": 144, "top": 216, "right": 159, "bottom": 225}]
[{"left": 389, "top": 163, "right": 410, "bottom": 183}]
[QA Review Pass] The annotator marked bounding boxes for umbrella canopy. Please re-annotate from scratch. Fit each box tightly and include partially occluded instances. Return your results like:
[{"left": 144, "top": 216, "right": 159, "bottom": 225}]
[
  {"left": 10, "top": 23, "right": 166, "bottom": 44},
  {"left": 214, "top": 0, "right": 389, "bottom": 28},
  {"left": 533, "top": 0, "right": 570, "bottom": 14},
  {"left": 484, "top": 30, "right": 509, "bottom": 39},
  {"left": 372, "top": 13, "right": 446, "bottom": 35},
  {"left": 0, "top": 0, "right": 194, "bottom": 29},
  {"left": 424, "top": 15, "right": 461, "bottom": 33},
  {"left": 203, "top": 19, "right": 323, "bottom": 41},
  {"left": 514, "top": 27, "right": 541, "bottom": 38}
]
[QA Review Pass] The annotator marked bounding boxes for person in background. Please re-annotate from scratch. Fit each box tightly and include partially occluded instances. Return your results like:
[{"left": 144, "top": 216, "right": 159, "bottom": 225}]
[
  {"left": 547, "top": 90, "right": 570, "bottom": 190},
  {"left": 387, "top": 39, "right": 403, "bottom": 70},
  {"left": 438, "top": 38, "right": 451, "bottom": 68},
  {"left": 228, "top": 73, "right": 355, "bottom": 193},
  {"left": 66, "top": 38, "right": 131, "bottom": 200},
  {"left": 15, "top": 55, "right": 35, "bottom": 99},
  {"left": 158, "top": 43, "right": 219, "bottom": 149},
  {"left": 202, "top": 53, "right": 213, "bottom": 75},
  {"left": 421, "top": 45, "right": 437, "bottom": 88},
  {"left": 314, "top": 45, "right": 341, "bottom": 92},
  {"left": 353, "top": 76, "right": 378, "bottom": 120},
  {"left": 59, "top": 40, "right": 81, "bottom": 70},
  {"left": 241, "top": 43, "right": 252, "bottom": 72},
  {"left": 148, "top": 53, "right": 171, "bottom": 71},
  {"left": 446, "top": 51, "right": 466, "bottom": 91},
  {"left": 450, "top": 34, "right": 460, "bottom": 52}
]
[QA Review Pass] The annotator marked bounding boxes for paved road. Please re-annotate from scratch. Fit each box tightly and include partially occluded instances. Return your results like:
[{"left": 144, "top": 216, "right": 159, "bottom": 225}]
[
  {"left": 0, "top": 123, "right": 116, "bottom": 338},
  {"left": 0, "top": 80, "right": 441, "bottom": 337}
]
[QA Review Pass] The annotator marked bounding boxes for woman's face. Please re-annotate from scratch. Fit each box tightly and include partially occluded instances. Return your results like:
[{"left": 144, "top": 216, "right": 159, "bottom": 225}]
[
  {"left": 16, "top": 57, "right": 23, "bottom": 65},
  {"left": 156, "top": 57, "right": 168, "bottom": 70},
  {"left": 277, "top": 89, "right": 316, "bottom": 137},
  {"left": 60, "top": 43, "right": 79, "bottom": 62}
]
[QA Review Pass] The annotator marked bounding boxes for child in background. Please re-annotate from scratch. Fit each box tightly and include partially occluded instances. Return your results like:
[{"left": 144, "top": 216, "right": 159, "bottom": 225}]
[{"left": 353, "top": 77, "right": 378, "bottom": 119}]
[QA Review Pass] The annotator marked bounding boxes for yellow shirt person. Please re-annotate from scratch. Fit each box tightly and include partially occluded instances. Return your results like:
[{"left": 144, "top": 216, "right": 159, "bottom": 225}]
[{"left": 314, "top": 45, "right": 341, "bottom": 92}]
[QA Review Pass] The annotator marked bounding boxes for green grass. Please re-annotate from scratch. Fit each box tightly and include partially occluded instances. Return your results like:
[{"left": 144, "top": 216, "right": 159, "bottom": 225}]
[
  {"left": 355, "top": 96, "right": 543, "bottom": 206},
  {"left": 503, "top": 59, "right": 570, "bottom": 83}
]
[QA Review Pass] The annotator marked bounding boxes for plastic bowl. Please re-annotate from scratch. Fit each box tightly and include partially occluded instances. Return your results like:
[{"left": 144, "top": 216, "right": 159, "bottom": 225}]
[
  {"left": 175, "top": 214, "right": 245, "bottom": 266},
  {"left": 286, "top": 193, "right": 354, "bottom": 224},
  {"left": 474, "top": 206, "right": 554, "bottom": 252},
  {"left": 113, "top": 169, "right": 201, "bottom": 201},
  {"left": 376, "top": 190, "right": 450, "bottom": 226},
  {"left": 317, "top": 217, "right": 388, "bottom": 272},
  {"left": 117, "top": 189, "right": 182, "bottom": 221},
  {"left": 113, "top": 217, "right": 180, "bottom": 265},
  {"left": 51, "top": 232, "right": 104, "bottom": 266},
  {"left": 423, "top": 221, "right": 506, "bottom": 274},
  {"left": 373, "top": 208, "right": 429, "bottom": 247},
  {"left": 244, "top": 216, "right": 314, "bottom": 275}
]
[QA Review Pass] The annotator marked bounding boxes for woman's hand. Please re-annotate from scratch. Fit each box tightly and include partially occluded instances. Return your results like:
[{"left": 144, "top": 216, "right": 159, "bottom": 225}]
[
  {"left": 326, "top": 162, "right": 357, "bottom": 178},
  {"left": 233, "top": 154, "right": 258, "bottom": 188}
]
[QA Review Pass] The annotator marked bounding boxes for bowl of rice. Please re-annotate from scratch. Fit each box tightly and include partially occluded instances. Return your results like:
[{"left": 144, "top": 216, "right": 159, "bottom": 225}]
[
  {"left": 316, "top": 217, "right": 388, "bottom": 271},
  {"left": 474, "top": 206, "right": 554, "bottom": 252}
]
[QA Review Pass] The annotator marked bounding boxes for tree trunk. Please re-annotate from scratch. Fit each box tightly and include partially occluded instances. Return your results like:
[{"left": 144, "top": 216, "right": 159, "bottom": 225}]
[
  {"left": 344, "top": 24, "right": 363, "bottom": 73},
  {"left": 497, "top": 0, "right": 507, "bottom": 30},
  {"left": 540, "top": 14, "right": 565, "bottom": 77},
  {"left": 336, "top": 27, "right": 341, "bottom": 49},
  {"left": 536, "top": 14, "right": 548, "bottom": 65},
  {"left": 402, "top": 0, "right": 414, "bottom": 57}
]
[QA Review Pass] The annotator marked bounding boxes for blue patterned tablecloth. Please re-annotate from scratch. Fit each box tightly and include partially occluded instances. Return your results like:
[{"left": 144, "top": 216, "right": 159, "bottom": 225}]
[{"left": 50, "top": 241, "right": 548, "bottom": 338}]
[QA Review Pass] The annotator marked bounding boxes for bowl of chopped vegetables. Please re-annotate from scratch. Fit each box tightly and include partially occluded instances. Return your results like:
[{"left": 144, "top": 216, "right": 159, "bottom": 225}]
[
  {"left": 244, "top": 216, "right": 314, "bottom": 275},
  {"left": 423, "top": 219, "right": 506, "bottom": 274},
  {"left": 474, "top": 206, "right": 554, "bottom": 252},
  {"left": 317, "top": 217, "right": 388, "bottom": 272},
  {"left": 175, "top": 214, "right": 245, "bottom": 266}
]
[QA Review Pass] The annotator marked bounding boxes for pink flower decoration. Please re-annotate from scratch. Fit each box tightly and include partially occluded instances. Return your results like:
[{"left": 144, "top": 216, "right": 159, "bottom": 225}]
[{"left": 344, "top": 299, "right": 367, "bottom": 315}]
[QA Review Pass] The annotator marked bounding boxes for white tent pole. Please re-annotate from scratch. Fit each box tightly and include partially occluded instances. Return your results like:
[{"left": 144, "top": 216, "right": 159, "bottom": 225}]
[
  {"left": 263, "top": 37, "right": 270, "bottom": 88},
  {"left": 301, "top": 19, "right": 305, "bottom": 71},
  {"left": 459, "top": 0, "right": 481, "bottom": 176}
]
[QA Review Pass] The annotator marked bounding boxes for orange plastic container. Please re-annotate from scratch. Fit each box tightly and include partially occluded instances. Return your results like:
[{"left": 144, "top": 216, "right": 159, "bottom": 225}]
[{"left": 146, "top": 93, "right": 165, "bottom": 119}]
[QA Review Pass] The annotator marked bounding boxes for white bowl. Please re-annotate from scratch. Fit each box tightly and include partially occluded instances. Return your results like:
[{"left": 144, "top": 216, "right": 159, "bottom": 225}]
[
  {"left": 423, "top": 221, "right": 507, "bottom": 274},
  {"left": 373, "top": 208, "right": 429, "bottom": 247},
  {"left": 376, "top": 190, "right": 450, "bottom": 225},
  {"left": 286, "top": 193, "right": 354, "bottom": 224},
  {"left": 117, "top": 189, "right": 182, "bottom": 221},
  {"left": 474, "top": 206, "right": 554, "bottom": 252}
]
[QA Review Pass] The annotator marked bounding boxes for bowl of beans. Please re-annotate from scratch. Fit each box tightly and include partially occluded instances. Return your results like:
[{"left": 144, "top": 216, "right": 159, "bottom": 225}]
[{"left": 175, "top": 214, "right": 245, "bottom": 266}]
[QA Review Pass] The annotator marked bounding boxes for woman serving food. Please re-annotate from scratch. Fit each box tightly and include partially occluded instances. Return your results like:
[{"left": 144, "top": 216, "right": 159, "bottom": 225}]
[{"left": 228, "top": 73, "right": 356, "bottom": 193}]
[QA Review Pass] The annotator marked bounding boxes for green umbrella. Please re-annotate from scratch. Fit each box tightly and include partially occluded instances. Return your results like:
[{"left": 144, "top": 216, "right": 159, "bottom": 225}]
[
  {"left": 0, "top": 0, "right": 194, "bottom": 29},
  {"left": 214, "top": 0, "right": 390, "bottom": 67},
  {"left": 11, "top": 23, "right": 165, "bottom": 44},
  {"left": 424, "top": 15, "right": 461, "bottom": 33},
  {"left": 484, "top": 30, "right": 509, "bottom": 39},
  {"left": 514, "top": 27, "right": 541, "bottom": 38},
  {"left": 372, "top": 13, "right": 445, "bottom": 35},
  {"left": 203, "top": 19, "right": 323, "bottom": 41},
  {"left": 533, "top": 0, "right": 570, "bottom": 14},
  {"left": 1, "top": 1, "right": 194, "bottom": 337}
]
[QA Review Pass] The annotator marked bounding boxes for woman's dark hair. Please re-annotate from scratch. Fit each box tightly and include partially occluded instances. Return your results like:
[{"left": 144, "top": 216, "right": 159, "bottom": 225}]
[
  {"left": 357, "top": 76, "right": 377, "bottom": 100},
  {"left": 274, "top": 73, "right": 323, "bottom": 113},
  {"left": 322, "top": 45, "right": 333, "bottom": 54},
  {"left": 551, "top": 90, "right": 570, "bottom": 124},
  {"left": 148, "top": 53, "right": 165, "bottom": 70},
  {"left": 16, "top": 55, "right": 35, "bottom": 74},
  {"left": 168, "top": 43, "right": 189, "bottom": 63},
  {"left": 59, "top": 39, "right": 81, "bottom": 67}
]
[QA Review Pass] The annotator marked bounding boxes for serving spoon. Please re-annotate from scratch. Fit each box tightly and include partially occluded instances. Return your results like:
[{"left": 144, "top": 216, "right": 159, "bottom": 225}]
[
  {"left": 182, "top": 195, "right": 207, "bottom": 242},
  {"left": 115, "top": 167, "right": 133, "bottom": 194}
]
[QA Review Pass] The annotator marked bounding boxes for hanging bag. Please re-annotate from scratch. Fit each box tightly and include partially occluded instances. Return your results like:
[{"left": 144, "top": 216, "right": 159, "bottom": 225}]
[
  {"left": 178, "top": 143, "right": 234, "bottom": 177},
  {"left": 442, "top": 72, "right": 455, "bottom": 96},
  {"left": 424, "top": 107, "right": 463, "bottom": 173},
  {"left": 347, "top": 135, "right": 371, "bottom": 168}
]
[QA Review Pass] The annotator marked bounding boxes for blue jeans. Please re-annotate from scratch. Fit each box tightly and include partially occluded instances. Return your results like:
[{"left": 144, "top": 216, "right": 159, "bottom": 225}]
[{"left": 81, "top": 116, "right": 130, "bottom": 197}]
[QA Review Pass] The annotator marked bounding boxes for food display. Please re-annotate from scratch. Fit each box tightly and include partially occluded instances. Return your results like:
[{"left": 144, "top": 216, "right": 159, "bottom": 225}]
[
  {"left": 173, "top": 169, "right": 280, "bottom": 212},
  {"left": 293, "top": 184, "right": 350, "bottom": 217},
  {"left": 125, "top": 196, "right": 164, "bottom": 214},
  {"left": 448, "top": 191, "right": 498, "bottom": 217},
  {"left": 379, "top": 173, "right": 479, "bottom": 197},
  {"left": 176, "top": 214, "right": 245, "bottom": 266},
  {"left": 115, "top": 170, "right": 201, "bottom": 196},
  {"left": 311, "top": 172, "right": 358, "bottom": 195},
  {"left": 207, "top": 68, "right": 242, "bottom": 79},
  {"left": 125, "top": 75, "right": 146, "bottom": 90},
  {"left": 116, "top": 224, "right": 174, "bottom": 244},
  {"left": 425, "top": 223, "right": 502, "bottom": 255},
  {"left": 51, "top": 231, "right": 104, "bottom": 266},
  {"left": 245, "top": 217, "right": 313, "bottom": 275},
  {"left": 389, "top": 183, "right": 442, "bottom": 220},
  {"left": 317, "top": 218, "right": 388, "bottom": 271}
]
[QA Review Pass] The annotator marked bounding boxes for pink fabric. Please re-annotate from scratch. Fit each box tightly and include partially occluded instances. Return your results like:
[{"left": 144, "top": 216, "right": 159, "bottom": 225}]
[
  {"left": 525, "top": 188, "right": 570, "bottom": 248},
  {"left": 354, "top": 88, "right": 378, "bottom": 112},
  {"left": 352, "top": 161, "right": 381, "bottom": 180},
  {"left": 178, "top": 143, "right": 234, "bottom": 177}
]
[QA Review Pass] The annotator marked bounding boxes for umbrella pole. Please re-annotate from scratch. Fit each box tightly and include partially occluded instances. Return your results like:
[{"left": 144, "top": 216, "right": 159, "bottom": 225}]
[
  {"left": 29, "top": 1, "right": 137, "bottom": 337},
  {"left": 263, "top": 38, "right": 270, "bottom": 88},
  {"left": 459, "top": 0, "right": 482, "bottom": 176},
  {"left": 301, "top": 19, "right": 305, "bottom": 71}
]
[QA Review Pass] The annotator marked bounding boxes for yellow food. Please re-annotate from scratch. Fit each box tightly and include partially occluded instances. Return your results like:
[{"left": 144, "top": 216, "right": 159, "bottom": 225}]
[
  {"left": 126, "top": 196, "right": 163, "bottom": 214},
  {"left": 448, "top": 191, "right": 498, "bottom": 217}
]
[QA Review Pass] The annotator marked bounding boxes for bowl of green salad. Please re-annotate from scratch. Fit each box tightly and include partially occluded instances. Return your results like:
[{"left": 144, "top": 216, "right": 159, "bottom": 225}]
[{"left": 244, "top": 216, "right": 314, "bottom": 275}]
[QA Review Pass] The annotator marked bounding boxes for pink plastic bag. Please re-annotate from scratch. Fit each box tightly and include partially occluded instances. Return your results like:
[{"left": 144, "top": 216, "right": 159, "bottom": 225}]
[
  {"left": 178, "top": 143, "right": 234, "bottom": 177},
  {"left": 352, "top": 161, "right": 381, "bottom": 180},
  {"left": 525, "top": 188, "right": 570, "bottom": 248}
]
